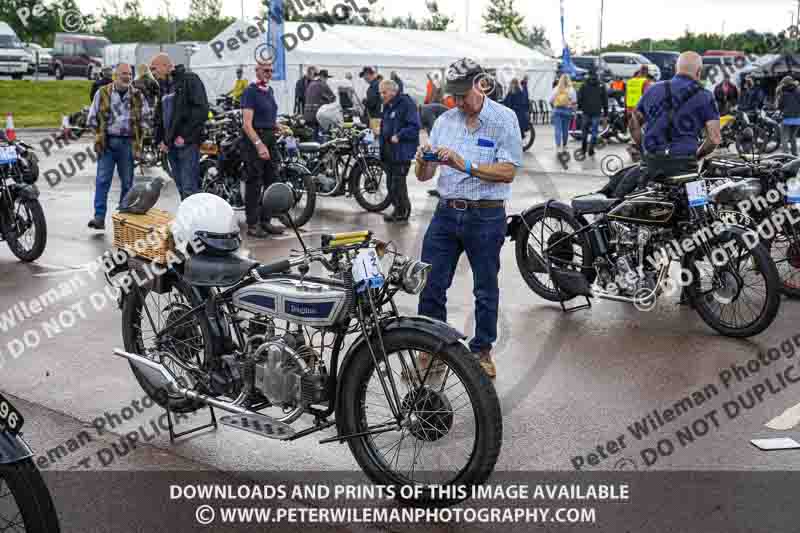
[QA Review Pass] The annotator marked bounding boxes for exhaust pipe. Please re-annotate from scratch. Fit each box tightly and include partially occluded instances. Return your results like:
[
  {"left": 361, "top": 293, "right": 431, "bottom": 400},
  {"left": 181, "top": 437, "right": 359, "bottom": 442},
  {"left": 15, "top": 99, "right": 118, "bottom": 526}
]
[{"left": 113, "top": 349, "right": 254, "bottom": 416}]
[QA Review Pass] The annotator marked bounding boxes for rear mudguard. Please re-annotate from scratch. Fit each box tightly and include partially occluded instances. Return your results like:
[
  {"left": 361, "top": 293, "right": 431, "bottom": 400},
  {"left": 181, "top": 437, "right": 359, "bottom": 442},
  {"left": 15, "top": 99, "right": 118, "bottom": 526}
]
[
  {"left": 506, "top": 200, "right": 589, "bottom": 241},
  {"left": 0, "top": 431, "right": 33, "bottom": 464},
  {"left": 334, "top": 315, "right": 467, "bottom": 414}
]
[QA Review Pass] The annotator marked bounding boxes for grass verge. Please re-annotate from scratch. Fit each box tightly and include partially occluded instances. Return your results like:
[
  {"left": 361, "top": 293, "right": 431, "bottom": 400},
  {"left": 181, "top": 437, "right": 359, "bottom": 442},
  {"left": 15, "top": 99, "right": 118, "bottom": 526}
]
[{"left": 0, "top": 80, "right": 91, "bottom": 128}]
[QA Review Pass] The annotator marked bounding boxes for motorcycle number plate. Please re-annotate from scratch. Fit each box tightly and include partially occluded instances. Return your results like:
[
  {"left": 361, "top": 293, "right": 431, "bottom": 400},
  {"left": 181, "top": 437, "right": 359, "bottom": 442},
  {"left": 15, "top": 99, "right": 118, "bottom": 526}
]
[
  {"left": 285, "top": 136, "right": 298, "bottom": 152},
  {"left": 788, "top": 178, "right": 800, "bottom": 204},
  {"left": 352, "top": 248, "right": 384, "bottom": 291},
  {"left": 363, "top": 131, "right": 375, "bottom": 145},
  {"left": 0, "top": 146, "right": 17, "bottom": 165},
  {"left": 686, "top": 180, "right": 708, "bottom": 208},
  {"left": 0, "top": 393, "right": 24, "bottom": 435}
]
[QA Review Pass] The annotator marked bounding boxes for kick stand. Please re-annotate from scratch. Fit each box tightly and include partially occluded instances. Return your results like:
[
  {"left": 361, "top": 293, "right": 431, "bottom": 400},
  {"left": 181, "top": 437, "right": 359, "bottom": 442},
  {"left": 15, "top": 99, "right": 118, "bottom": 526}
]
[{"left": 166, "top": 403, "right": 218, "bottom": 444}]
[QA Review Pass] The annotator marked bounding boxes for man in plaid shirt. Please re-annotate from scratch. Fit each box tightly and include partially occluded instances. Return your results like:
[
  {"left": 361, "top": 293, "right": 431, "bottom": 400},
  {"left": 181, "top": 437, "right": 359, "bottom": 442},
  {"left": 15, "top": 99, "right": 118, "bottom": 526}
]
[{"left": 414, "top": 58, "right": 523, "bottom": 379}]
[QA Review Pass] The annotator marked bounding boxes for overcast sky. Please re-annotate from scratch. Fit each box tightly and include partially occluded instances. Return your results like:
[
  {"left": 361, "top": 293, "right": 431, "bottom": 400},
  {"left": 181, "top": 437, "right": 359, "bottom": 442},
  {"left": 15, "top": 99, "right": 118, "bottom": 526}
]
[{"left": 78, "top": 0, "right": 799, "bottom": 51}]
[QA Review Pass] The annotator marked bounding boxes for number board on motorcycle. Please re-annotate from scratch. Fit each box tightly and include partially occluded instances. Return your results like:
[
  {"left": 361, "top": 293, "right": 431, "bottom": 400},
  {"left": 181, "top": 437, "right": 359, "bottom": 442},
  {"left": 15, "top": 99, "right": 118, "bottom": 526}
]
[
  {"left": 0, "top": 146, "right": 17, "bottom": 165},
  {"left": 285, "top": 136, "right": 298, "bottom": 152},
  {"left": 352, "top": 248, "right": 384, "bottom": 291},
  {"left": 686, "top": 180, "right": 708, "bottom": 208},
  {"left": 788, "top": 177, "right": 800, "bottom": 204},
  {"left": 0, "top": 393, "right": 24, "bottom": 435}
]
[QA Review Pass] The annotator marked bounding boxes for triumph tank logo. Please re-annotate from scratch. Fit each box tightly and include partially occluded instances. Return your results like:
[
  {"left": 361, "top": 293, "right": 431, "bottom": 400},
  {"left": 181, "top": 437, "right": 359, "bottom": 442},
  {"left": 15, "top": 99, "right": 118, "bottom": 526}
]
[
  {"left": 287, "top": 303, "right": 316, "bottom": 315},
  {"left": 285, "top": 301, "right": 334, "bottom": 319}
]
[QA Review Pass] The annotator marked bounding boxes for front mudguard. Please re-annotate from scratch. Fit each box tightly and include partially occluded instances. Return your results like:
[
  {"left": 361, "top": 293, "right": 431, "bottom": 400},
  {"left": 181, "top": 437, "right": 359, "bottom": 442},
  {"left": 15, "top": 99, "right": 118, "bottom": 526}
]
[
  {"left": 334, "top": 315, "right": 467, "bottom": 414},
  {"left": 0, "top": 431, "right": 33, "bottom": 464},
  {"left": 506, "top": 200, "right": 589, "bottom": 241}
]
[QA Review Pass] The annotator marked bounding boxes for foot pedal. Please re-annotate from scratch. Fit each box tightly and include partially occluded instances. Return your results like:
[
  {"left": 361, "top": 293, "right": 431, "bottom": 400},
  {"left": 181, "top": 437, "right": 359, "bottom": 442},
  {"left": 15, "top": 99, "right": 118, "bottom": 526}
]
[{"left": 219, "top": 414, "right": 295, "bottom": 440}]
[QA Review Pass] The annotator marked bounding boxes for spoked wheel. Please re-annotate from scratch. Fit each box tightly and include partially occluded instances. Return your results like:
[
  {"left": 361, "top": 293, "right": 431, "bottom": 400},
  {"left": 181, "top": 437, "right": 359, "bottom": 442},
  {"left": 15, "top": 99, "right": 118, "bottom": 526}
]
[
  {"left": 0, "top": 459, "right": 60, "bottom": 532},
  {"left": 523, "top": 126, "right": 536, "bottom": 152},
  {"left": 121, "top": 278, "right": 210, "bottom": 413},
  {"left": 201, "top": 162, "right": 243, "bottom": 208},
  {"left": 5, "top": 198, "right": 47, "bottom": 262},
  {"left": 351, "top": 158, "right": 391, "bottom": 212},
  {"left": 688, "top": 231, "right": 781, "bottom": 338},
  {"left": 337, "top": 329, "right": 501, "bottom": 505},
  {"left": 513, "top": 207, "right": 593, "bottom": 302},
  {"left": 768, "top": 218, "right": 800, "bottom": 297}
]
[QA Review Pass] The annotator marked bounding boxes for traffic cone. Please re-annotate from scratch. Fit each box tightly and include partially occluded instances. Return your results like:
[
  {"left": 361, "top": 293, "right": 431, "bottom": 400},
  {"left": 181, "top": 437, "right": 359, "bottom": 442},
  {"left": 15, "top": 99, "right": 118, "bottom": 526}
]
[{"left": 5, "top": 113, "right": 15, "bottom": 142}]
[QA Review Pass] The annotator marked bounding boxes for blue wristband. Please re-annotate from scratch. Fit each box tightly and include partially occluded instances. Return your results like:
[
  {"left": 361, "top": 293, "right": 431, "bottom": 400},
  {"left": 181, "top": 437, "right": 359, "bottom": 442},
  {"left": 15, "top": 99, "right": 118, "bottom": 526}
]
[{"left": 465, "top": 159, "right": 472, "bottom": 176}]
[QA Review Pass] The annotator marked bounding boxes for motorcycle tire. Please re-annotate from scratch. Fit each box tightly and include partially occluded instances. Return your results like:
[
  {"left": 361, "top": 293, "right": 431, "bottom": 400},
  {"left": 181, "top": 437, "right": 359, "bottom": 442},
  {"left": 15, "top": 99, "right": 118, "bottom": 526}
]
[
  {"left": 767, "top": 218, "right": 800, "bottom": 298},
  {"left": 0, "top": 458, "right": 61, "bottom": 532},
  {"left": 513, "top": 206, "right": 594, "bottom": 302},
  {"left": 688, "top": 230, "right": 781, "bottom": 338},
  {"left": 279, "top": 171, "right": 316, "bottom": 228},
  {"left": 523, "top": 126, "right": 536, "bottom": 152},
  {"left": 121, "top": 278, "right": 211, "bottom": 414},
  {"left": 350, "top": 158, "right": 391, "bottom": 213},
  {"left": 6, "top": 198, "right": 47, "bottom": 262},
  {"left": 336, "top": 328, "right": 502, "bottom": 506}
]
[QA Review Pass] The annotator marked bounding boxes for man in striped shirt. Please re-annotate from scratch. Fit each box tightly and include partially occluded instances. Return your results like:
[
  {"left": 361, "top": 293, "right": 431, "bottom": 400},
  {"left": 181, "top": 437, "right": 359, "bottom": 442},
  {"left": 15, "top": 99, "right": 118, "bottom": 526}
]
[{"left": 414, "top": 58, "right": 523, "bottom": 379}]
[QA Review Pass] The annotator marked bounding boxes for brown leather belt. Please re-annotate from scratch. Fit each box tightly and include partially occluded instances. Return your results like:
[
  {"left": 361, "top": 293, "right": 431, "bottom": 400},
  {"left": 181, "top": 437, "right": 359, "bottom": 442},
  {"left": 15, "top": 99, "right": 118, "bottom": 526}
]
[{"left": 442, "top": 199, "right": 505, "bottom": 210}]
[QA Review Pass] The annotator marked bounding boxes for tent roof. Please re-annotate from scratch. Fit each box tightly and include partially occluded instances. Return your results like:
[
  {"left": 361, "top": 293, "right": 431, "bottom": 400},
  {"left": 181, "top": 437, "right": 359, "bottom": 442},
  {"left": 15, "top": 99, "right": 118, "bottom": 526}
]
[
  {"left": 192, "top": 19, "right": 555, "bottom": 72},
  {"left": 750, "top": 54, "right": 800, "bottom": 79}
]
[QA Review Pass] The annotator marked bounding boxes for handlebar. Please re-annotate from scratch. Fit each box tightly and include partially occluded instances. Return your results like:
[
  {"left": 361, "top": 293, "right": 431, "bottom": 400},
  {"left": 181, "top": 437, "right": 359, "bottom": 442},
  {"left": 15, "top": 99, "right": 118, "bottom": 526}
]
[{"left": 254, "top": 259, "right": 293, "bottom": 278}]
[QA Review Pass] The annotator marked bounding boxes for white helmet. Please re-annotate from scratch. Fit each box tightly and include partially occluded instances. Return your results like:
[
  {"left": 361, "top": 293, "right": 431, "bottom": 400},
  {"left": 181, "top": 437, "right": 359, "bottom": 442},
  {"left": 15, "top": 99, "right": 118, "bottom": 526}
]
[{"left": 171, "top": 193, "right": 240, "bottom": 255}]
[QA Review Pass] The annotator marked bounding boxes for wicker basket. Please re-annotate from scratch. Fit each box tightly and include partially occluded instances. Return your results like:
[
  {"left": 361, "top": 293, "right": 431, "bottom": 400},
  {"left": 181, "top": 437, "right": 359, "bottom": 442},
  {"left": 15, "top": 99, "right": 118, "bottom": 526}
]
[{"left": 112, "top": 208, "right": 175, "bottom": 264}]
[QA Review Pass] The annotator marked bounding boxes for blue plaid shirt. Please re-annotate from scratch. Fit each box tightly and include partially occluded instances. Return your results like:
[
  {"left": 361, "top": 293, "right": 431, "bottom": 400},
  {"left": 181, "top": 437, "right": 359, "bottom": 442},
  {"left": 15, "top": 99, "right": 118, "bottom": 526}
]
[{"left": 428, "top": 97, "right": 523, "bottom": 201}]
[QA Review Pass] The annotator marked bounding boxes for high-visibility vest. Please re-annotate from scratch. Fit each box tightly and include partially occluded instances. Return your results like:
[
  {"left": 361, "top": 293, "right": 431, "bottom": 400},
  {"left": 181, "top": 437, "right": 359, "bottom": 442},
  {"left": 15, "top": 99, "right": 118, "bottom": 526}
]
[{"left": 626, "top": 77, "right": 647, "bottom": 108}]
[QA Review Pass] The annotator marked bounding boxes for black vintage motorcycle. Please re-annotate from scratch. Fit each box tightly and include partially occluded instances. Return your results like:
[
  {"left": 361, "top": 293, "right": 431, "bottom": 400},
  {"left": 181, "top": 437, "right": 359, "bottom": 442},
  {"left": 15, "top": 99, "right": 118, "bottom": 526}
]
[
  {"left": 509, "top": 169, "right": 781, "bottom": 338},
  {"left": 0, "top": 139, "right": 47, "bottom": 262},
  {"left": 107, "top": 184, "right": 501, "bottom": 504},
  {"left": 0, "top": 392, "right": 61, "bottom": 532}
]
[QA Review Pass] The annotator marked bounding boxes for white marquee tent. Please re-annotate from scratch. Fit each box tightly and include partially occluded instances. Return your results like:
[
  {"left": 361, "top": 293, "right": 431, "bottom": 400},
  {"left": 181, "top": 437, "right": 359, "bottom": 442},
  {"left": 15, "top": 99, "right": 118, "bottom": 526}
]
[{"left": 190, "top": 20, "right": 557, "bottom": 112}]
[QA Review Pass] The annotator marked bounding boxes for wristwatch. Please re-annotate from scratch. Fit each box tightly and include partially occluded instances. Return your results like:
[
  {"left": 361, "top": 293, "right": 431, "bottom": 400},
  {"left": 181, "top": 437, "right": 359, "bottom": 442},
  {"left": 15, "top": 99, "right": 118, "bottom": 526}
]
[{"left": 253, "top": 139, "right": 263, "bottom": 147}]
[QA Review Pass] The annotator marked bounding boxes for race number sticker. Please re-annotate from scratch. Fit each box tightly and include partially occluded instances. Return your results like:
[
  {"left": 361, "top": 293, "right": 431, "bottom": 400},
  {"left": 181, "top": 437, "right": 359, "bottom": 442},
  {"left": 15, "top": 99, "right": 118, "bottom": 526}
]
[
  {"left": 686, "top": 181, "right": 708, "bottom": 208},
  {"left": 787, "top": 178, "right": 800, "bottom": 204},
  {"left": 285, "top": 136, "right": 298, "bottom": 152},
  {"left": 352, "top": 248, "right": 384, "bottom": 291},
  {"left": 363, "top": 130, "right": 375, "bottom": 145},
  {"left": 0, "top": 393, "right": 24, "bottom": 435},
  {"left": 0, "top": 146, "right": 17, "bottom": 165}
]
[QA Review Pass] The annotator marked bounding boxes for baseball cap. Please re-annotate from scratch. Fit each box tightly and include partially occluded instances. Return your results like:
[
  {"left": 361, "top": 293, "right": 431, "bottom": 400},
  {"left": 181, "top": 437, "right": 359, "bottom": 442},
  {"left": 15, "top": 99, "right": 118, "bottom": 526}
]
[{"left": 444, "top": 57, "right": 485, "bottom": 96}]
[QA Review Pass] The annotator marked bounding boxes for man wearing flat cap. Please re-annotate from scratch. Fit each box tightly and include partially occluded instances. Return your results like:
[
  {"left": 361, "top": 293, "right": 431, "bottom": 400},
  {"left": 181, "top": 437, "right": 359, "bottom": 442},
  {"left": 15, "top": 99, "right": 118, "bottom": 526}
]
[{"left": 413, "top": 57, "right": 523, "bottom": 380}]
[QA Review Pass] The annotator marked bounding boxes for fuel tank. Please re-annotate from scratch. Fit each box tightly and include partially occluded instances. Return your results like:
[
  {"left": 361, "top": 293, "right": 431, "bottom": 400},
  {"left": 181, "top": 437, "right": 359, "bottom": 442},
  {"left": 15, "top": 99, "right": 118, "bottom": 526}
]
[
  {"left": 233, "top": 277, "right": 348, "bottom": 327},
  {"left": 607, "top": 190, "right": 675, "bottom": 226}
]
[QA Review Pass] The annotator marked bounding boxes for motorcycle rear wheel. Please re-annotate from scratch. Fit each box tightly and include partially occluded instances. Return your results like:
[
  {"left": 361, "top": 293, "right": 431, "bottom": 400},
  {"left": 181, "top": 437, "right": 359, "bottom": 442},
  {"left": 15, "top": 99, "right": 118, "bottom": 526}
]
[
  {"left": 6, "top": 198, "right": 47, "bottom": 262},
  {"left": 0, "top": 458, "right": 60, "bottom": 532},
  {"left": 337, "top": 329, "right": 501, "bottom": 506}
]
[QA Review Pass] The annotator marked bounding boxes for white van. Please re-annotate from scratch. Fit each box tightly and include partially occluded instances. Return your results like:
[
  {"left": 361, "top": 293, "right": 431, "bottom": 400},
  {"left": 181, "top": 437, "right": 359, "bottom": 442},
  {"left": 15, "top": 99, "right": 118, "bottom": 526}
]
[{"left": 0, "top": 22, "right": 28, "bottom": 79}]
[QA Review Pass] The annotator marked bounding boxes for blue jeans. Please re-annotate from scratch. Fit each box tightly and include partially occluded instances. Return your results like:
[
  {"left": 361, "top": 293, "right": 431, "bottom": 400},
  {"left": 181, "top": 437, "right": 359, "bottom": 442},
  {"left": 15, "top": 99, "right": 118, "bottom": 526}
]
[
  {"left": 94, "top": 136, "right": 134, "bottom": 219},
  {"left": 552, "top": 108, "right": 573, "bottom": 148},
  {"left": 418, "top": 204, "right": 507, "bottom": 354},
  {"left": 581, "top": 115, "right": 601, "bottom": 145},
  {"left": 168, "top": 144, "right": 200, "bottom": 200}
]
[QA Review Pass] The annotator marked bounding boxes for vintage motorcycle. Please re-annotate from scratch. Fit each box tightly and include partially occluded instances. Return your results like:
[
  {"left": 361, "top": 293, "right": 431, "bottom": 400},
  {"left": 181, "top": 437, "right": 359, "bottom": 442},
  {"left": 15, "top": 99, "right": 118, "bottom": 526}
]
[
  {"left": 107, "top": 185, "right": 501, "bottom": 503},
  {"left": 0, "top": 140, "right": 47, "bottom": 262},
  {"left": 0, "top": 391, "right": 61, "bottom": 532},
  {"left": 509, "top": 168, "right": 781, "bottom": 338}
]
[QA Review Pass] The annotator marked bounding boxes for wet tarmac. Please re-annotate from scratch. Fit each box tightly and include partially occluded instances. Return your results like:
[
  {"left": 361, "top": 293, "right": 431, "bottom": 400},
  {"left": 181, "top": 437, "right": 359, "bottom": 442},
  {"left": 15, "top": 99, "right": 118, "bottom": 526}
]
[{"left": 2, "top": 129, "right": 800, "bottom": 528}]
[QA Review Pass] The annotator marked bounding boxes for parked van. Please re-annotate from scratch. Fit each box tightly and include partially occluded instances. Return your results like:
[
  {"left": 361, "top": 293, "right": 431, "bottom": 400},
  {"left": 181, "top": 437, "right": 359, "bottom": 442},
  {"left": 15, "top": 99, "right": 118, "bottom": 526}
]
[
  {"left": 0, "top": 22, "right": 29, "bottom": 80},
  {"left": 51, "top": 32, "right": 110, "bottom": 80}
]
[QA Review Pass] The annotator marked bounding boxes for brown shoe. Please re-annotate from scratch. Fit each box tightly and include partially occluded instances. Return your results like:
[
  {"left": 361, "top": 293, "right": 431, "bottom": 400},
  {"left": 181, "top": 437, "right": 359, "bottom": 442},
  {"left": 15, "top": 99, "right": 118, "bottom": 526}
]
[{"left": 477, "top": 351, "right": 496, "bottom": 379}]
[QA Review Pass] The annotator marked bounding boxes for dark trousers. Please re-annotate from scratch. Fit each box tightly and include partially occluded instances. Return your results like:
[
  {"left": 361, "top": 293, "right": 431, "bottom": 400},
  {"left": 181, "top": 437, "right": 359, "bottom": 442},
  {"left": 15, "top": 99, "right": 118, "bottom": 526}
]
[
  {"left": 387, "top": 162, "right": 412, "bottom": 216},
  {"left": 783, "top": 124, "right": 800, "bottom": 156},
  {"left": 242, "top": 129, "right": 278, "bottom": 226},
  {"left": 167, "top": 144, "right": 200, "bottom": 200},
  {"left": 581, "top": 114, "right": 601, "bottom": 150},
  {"left": 418, "top": 204, "right": 507, "bottom": 354}
]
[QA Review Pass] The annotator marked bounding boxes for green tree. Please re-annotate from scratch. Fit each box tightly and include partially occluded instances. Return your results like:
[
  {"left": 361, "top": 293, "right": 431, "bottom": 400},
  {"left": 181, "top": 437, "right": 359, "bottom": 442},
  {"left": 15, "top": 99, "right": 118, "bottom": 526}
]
[
  {"left": 527, "top": 25, "right": 551, "bottom": 51},
  {"left": 182, "top": 0, "right": 233, "bottom": 41},
  {"left": 420, "top": 2, "right": 451, "bottom": 31},
  {"left": 482, "top": 0, "right": 526, "bottom": 43}
]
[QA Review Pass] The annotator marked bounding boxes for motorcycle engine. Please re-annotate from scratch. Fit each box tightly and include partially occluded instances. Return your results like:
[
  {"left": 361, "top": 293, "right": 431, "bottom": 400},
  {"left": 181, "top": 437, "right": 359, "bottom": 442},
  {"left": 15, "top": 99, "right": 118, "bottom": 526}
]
[
  {"left": 601, "top": 222, "right": 659, "bottom": 297},
  {"left": 250, "top": 332, "right": 327, "bottom": 409}
]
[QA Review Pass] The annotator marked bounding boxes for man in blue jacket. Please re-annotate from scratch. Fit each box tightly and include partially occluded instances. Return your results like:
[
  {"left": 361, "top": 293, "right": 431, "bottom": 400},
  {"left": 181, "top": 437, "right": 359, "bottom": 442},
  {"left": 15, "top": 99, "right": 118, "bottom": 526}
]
[{"left": 379, "top": 79, "right": 421, "bottom": 222}]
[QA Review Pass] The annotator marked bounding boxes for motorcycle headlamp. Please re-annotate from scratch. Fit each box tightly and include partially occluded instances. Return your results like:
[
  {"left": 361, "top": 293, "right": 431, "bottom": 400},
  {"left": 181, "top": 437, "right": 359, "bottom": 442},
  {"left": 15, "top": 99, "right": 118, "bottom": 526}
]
[{"left": 397, "top": 258, "right": 432, "bottom": 295}]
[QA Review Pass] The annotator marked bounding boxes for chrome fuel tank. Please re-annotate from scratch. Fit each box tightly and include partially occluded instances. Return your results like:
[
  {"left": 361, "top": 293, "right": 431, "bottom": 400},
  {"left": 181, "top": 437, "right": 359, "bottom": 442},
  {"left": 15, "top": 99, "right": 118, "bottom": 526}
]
[{"left": 233, "top": 277, "right": 348, "bottom": 327}]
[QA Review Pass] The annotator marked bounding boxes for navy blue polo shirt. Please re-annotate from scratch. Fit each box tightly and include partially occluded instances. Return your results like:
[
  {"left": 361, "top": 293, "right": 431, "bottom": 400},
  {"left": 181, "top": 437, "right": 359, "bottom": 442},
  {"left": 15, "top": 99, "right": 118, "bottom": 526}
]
[
  {"left": 240, "top": 83, "right": 278, "bottom": 129},
  {"left": 636, "top": 74, "right": 719, "bottom": 156}
]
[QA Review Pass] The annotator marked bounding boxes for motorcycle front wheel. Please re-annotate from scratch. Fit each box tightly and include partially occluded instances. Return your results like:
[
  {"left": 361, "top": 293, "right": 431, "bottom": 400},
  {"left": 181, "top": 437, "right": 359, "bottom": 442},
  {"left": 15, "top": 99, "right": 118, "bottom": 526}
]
[
  {"left": 351, "top": 158, "right": 391, "bottom": 213},
  {"left": 6, "top": 198, "right": 47, "bottom": 262},
  {"left": 337, "top": 329, "right": 502, "bottom": 506},
  {"left": 687, "top": 231, "right": 781, "bottom": 338},
  {"left": 0, "top": 458, "right": 60, "bottom": 532},
  {"left": 279, "top": 171, "right": 316, "bottom": 228}
]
